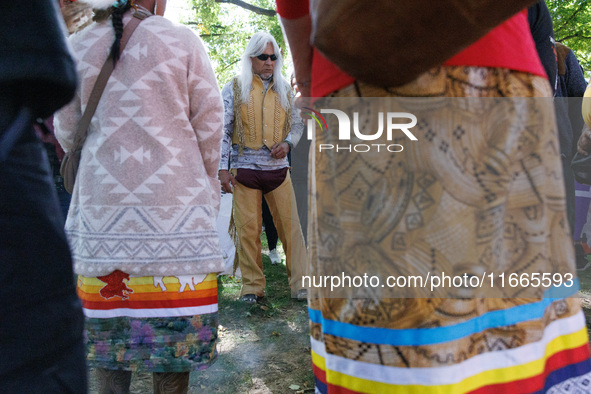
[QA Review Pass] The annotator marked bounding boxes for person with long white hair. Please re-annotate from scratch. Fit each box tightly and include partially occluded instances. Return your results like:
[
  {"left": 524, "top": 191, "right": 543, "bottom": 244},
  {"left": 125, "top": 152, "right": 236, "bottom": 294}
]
[
  {"left": 219, "top": 32, "right": 307, "bottom": 303},
  {"left": 237, "top": 33, "right": 291, "bottom": 110}
]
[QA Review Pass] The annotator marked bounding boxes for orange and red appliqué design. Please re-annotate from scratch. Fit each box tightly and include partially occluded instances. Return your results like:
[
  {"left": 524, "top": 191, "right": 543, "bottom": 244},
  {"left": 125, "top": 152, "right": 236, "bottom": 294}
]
[
  {"left": 96, "top": 270, "right": 134, "bottom": 300},
  {"left": 77, "top": 272, "right": 218, "bottom": 314},
  {"left": 76, "top": 272, "right": 219, "bottom": 372}
]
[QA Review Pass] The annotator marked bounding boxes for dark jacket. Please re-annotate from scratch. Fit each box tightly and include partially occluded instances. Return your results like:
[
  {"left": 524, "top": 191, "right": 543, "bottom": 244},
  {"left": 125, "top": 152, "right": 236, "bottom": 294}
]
[
  {"left": 554, "top": 43, "right": 587, "bottom": 233},
  {"left": 555, "top": 42, "right": 588, "bottom": 160},
  {"left": 528, "top": 0, "right": 557, "bottom": 94},
  {"left": 0, "top": 1, "right": 86, "bottom": 391},
  {"left": 0, "top": 1, "right": 77, "bottom": 121},
  {"left": 528, "top": 1, "right": 589, "bottom": 234}
]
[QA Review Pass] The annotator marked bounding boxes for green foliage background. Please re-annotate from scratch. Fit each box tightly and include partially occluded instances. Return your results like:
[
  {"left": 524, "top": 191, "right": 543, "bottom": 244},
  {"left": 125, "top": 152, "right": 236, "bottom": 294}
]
[
  {"left": 547, "top": 0, "right": 591, "bottom": 76},
  {"left": 180, "top": 0, "right": 591, "bottom": 86},
  {"left": 186, "top": 0, "right": 285, "bottom": 87}
]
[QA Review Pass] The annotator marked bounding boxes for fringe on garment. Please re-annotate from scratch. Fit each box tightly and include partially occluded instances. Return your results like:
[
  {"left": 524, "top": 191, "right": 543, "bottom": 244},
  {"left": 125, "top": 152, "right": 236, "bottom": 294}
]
[{"left": 228, "top": 203, "right": 240, "bottom": 276}]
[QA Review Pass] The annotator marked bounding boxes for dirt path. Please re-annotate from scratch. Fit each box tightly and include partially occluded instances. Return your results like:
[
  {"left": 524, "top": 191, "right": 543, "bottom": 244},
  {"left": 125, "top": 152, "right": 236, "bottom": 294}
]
[
  {"left": 87, "top": 259, "right": 314, "bottom": 393},
  {"left": 192, "top": 298, "right": 313, "bottom": 393}
]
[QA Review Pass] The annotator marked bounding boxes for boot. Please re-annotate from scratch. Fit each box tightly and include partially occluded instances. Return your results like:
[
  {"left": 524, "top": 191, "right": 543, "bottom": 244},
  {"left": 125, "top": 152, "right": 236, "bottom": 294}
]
[
  {"left": 153, "top": 372, "right": 190, "bottom": 394},
  {"left": 96, "top": 368, "right": 132, "bottom": 394}
]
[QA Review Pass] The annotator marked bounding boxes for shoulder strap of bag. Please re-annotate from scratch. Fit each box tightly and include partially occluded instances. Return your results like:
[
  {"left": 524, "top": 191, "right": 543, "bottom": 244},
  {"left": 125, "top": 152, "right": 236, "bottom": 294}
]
[{"left": 70, "top": 10, "right": 152, "bottom": 151}]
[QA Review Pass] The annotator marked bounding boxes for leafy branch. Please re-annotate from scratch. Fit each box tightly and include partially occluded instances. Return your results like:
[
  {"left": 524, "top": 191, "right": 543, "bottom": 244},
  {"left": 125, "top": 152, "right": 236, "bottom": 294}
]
[
  {"left": 554, "top": 1, "right": 587, "bottom": 33},
  {"left": 214, "top": 0, "right": 276, "bottom": 16},
  {"left": 557, "top": 33, "right": 591, "bottom": 41},
  {"left": 221, "top": 59, "right": 240, "bottom": 71}
]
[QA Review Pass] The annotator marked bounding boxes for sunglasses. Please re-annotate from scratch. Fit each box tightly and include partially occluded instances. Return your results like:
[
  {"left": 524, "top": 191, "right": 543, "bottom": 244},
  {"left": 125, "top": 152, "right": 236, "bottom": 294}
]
[{"left": 256, "top": 54, "right": 278, "bottom": 61}]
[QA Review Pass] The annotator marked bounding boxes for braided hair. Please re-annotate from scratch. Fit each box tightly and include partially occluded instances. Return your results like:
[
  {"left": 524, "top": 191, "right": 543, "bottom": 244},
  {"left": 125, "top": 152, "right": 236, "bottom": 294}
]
[
  {"left": 110, "top": 1, "right": 133, "bottom": 66},
  {"left": 92, "top": 0, "right": 133, "bottom": 67}
]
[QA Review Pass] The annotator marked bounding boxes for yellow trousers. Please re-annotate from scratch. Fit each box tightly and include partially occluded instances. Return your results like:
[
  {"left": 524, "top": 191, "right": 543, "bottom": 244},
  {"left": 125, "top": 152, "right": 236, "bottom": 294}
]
[{"left": 232, "top": 170, "right": 307, "bottom": 297}]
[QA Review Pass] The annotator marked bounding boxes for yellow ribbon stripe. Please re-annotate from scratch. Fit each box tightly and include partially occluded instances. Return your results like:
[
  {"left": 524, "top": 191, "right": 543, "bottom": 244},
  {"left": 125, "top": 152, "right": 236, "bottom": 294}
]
[
  {"left": 78, "top": 273, "right": 218, "bottom": 294},
  {"left": 312, "top": 328, "right": 588, "bottom": 394}
]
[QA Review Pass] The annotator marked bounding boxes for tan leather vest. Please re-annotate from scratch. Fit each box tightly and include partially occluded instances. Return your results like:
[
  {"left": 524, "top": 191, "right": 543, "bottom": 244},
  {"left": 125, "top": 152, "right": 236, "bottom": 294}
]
[{"left": 231, "top": 76, "right": 291, "bottom": 151}]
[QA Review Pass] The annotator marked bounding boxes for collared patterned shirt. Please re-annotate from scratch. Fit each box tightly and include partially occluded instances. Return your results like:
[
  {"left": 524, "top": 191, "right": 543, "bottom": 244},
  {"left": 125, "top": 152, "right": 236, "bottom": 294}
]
[{"left": 219, "top": 77, "right": 304, "bottom": 171}]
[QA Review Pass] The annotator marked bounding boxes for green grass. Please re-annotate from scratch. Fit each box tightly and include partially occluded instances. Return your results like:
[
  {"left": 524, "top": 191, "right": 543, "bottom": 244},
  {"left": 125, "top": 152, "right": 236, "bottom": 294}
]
[{"left": 217, "top": 236, "right": 297, "bottom": 318}]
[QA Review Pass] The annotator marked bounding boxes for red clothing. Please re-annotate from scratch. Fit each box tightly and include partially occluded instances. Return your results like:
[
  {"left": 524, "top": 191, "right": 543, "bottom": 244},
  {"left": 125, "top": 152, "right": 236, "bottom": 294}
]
[
  {"left": 444, "top": 11, "right": 545, "bottom": 77},
  {"left": 276, "top": 2, "right": 546, "bottom": 97},
  {"left": 311, "top": 51, "right": 354, "bottom": 99},
  {"left": 275, "top": 0, "right": 309, "bottom": 19}
]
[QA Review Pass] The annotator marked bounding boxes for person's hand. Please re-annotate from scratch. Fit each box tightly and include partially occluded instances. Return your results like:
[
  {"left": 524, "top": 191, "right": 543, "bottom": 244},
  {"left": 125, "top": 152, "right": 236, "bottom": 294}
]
[
  {"left": 218, "top": 170, "right": 236, "bottom": 193},
  {"left": 577, "top": 124, "right": 591, "bottom": 156},
  {"left": 270, "top": 142, "right": 290, "bottom": 159}
]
